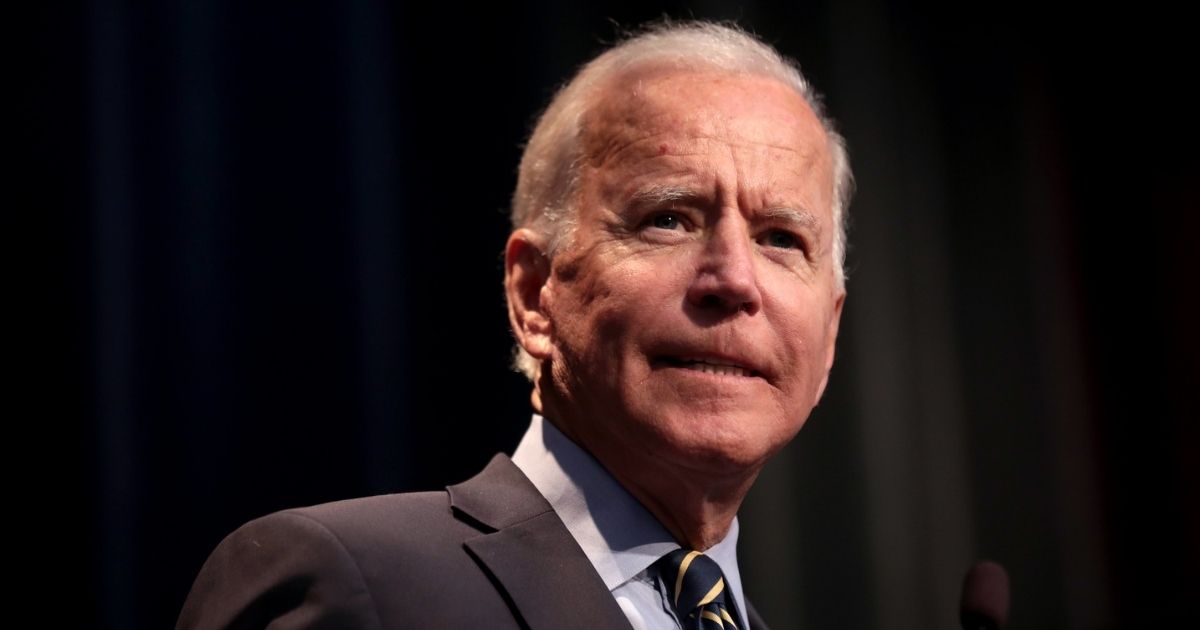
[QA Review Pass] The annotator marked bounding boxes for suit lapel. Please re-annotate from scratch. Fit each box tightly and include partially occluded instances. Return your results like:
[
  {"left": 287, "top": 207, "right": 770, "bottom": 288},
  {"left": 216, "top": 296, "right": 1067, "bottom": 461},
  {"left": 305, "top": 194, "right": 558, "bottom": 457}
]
[
  {"left": 464, "top": 512, "right": 634, "bottom": 630},
  {"left": 449, "top": 455, "right": 633, "bottom": 630}
]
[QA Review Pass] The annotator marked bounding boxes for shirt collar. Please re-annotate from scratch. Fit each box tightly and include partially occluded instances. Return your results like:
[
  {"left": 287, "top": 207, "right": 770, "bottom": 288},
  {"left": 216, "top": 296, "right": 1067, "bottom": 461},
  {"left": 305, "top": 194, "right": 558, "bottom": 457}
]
[{"left": 511, "top": 414, "right": 747, "bottom": 615}]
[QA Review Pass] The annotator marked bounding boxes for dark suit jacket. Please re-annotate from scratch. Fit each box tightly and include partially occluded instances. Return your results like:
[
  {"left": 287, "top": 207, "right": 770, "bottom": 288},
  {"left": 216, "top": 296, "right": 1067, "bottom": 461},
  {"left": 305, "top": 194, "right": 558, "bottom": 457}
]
[{"left": 178, "top": 454, "right": 770, "bottom": 629}]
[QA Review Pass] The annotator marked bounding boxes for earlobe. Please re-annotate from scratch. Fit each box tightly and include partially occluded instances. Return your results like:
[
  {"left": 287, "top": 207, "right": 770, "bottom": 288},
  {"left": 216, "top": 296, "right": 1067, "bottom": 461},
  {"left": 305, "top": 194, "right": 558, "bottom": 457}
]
[{"left": 505, "top": 229, "right": 554, "bottom": 360}]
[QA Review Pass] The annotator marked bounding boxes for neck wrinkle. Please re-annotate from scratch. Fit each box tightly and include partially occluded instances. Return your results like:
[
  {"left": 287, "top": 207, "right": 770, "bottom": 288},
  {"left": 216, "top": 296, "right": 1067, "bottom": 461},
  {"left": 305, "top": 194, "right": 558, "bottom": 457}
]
[
  {"left": 539, "top": 384, "right": 761, "bottom": 551},
  {"left": 613, "top": 459, "right": 758, "bottom": 551}
]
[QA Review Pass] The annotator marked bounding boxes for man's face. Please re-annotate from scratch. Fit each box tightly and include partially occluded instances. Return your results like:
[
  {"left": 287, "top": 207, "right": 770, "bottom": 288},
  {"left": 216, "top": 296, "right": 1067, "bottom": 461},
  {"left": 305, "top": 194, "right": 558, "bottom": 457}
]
[{"left": 537, "top": 70, "right": 844, "bottom": 478}]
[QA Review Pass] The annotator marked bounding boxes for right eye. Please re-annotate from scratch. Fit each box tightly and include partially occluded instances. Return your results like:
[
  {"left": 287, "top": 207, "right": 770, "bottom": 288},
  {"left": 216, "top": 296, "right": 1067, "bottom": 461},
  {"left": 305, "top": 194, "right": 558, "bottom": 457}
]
[{"left": 649, "top": 213, "right": 682, "bottom": 230}]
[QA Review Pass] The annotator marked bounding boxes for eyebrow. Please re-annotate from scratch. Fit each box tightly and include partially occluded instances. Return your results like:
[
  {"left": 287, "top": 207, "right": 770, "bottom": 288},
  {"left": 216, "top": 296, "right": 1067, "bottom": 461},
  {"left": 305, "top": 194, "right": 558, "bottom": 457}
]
[
  {"left": 627, "top": 185, "right": 824, "bottom": 236},
  {"left": 762, "top": 206, "right": 820, "bottom": 232},
  {"left": 626, "top": 184, "right": 700, "bottom": 207}
]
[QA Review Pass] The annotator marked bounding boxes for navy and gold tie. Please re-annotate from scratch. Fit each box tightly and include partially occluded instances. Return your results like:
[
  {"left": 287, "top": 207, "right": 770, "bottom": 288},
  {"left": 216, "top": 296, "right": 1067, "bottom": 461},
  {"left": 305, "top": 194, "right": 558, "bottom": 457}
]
[{"left": 656, "top": 549, "right": 741, "bottom": 629}]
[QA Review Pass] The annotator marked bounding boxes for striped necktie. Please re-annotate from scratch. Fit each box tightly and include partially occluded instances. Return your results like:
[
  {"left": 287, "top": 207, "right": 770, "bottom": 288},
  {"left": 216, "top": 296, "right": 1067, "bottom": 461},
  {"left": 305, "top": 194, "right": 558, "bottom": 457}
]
[{"left": 656, "top": 549, "right": 741, "bottom": 629}]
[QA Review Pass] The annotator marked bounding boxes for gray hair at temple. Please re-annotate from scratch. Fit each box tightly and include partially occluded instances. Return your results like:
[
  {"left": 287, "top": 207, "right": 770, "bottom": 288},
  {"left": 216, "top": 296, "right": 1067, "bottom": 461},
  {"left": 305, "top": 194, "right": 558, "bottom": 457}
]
[{"left": 509, "top": 21, "right": 854, "bottom": 380}]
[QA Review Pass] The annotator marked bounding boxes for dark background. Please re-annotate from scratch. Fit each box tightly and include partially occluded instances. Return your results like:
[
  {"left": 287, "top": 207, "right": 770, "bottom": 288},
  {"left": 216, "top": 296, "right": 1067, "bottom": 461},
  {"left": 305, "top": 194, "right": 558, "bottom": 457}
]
[{"left": 29, "top": 1, "right": 1197, "bottom": 628}]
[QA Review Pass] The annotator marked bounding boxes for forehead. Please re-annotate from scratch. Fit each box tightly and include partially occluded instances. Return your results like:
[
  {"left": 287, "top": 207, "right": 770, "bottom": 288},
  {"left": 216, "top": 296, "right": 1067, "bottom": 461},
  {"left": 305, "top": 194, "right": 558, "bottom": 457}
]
[
  {"left": 581, "top": 69, "right": 830, "bottom": 171},
  {"left": 578, "top": 69, "right": 834, "bottom": 219}
]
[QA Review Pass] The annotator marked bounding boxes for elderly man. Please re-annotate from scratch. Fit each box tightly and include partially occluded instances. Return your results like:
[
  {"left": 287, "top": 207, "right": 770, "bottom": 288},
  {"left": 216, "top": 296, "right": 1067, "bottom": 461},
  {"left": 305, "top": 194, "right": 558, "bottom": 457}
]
[{"left": 179, "top": 21, "right": 848, "bottom": 630}]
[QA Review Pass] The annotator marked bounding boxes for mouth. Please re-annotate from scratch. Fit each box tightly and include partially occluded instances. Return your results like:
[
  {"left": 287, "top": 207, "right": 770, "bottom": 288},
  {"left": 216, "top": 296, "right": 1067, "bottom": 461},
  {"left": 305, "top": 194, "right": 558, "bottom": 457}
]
[{"left": 654, "top": 356, "right": 763, "bottom": 379}]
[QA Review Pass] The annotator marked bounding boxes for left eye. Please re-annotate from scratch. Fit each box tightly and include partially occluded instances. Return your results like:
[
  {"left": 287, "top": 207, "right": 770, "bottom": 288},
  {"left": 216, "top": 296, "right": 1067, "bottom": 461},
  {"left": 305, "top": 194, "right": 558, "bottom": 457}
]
[{"left": 762, "top": 229, "right": 801, "bottom": 250}]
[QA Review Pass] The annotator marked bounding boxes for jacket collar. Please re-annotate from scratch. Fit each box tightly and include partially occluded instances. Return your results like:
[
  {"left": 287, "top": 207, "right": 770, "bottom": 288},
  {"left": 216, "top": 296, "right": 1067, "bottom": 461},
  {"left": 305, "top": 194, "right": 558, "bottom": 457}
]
[{"left": 448, "top": 454, "right": 635, "bottom": 630}]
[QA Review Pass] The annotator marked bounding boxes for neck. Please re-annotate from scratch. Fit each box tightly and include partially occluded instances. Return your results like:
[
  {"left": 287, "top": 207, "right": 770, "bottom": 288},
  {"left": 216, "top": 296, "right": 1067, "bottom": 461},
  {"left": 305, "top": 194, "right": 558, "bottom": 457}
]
[
  {"left": 613, "top": 460, "right": 759, "bottom": 550},
  {"left": 539, "top": 410, "right": 760, "bottom": 551}
]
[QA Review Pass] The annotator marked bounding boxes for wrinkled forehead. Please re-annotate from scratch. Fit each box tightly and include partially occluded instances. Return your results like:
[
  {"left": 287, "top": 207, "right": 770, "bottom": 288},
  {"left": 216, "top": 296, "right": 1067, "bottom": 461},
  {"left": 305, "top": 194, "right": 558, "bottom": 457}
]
[
  {"left": 580, "top": 68, "right": 830, "bottom": 168},
  {"left": 578, "top": 69, "right": 833, "bottom": 198}
]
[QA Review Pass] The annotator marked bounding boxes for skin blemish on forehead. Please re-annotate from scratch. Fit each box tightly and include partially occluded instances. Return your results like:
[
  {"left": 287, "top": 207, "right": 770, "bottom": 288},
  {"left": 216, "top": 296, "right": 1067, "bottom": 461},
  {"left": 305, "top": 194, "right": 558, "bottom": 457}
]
[{"left": 658, "top": 143, "right": 670, "bottom": 156}]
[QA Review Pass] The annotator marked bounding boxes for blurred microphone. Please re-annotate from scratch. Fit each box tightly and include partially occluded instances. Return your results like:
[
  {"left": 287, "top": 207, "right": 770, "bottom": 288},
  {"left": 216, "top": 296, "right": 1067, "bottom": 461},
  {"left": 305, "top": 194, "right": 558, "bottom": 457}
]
[{"left": 959, "top": 560, "right": 1009, "bottom": 630}]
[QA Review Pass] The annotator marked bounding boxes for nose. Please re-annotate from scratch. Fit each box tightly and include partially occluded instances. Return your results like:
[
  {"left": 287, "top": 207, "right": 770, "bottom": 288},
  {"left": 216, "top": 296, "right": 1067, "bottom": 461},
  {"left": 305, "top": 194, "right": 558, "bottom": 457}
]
[{"left": 686, "top": 216, "right": 762, "bottom": 316}]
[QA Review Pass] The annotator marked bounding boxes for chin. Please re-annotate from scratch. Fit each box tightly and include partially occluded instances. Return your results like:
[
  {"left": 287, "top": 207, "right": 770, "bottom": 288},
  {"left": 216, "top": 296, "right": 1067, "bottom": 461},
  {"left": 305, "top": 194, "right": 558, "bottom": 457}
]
[{"left": 639, "top": 404, "right": 795, "bottom": 475}]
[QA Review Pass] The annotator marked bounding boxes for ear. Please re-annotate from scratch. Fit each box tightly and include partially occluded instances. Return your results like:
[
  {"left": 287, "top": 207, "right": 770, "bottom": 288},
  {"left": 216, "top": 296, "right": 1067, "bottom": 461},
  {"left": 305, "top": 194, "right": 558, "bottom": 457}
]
[
  {"left": 505, "top": 228, "right": 554, "bottom": 361},
  {"left": 813, "top": 289, "right": 846, "bottom": 404}
]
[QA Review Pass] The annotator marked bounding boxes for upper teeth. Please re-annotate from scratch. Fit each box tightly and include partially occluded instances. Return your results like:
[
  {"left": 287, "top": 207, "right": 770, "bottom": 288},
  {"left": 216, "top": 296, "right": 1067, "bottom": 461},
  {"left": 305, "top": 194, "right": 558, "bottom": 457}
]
[{"left": 682, "top": 359, "right": 751, "bottom": 377}]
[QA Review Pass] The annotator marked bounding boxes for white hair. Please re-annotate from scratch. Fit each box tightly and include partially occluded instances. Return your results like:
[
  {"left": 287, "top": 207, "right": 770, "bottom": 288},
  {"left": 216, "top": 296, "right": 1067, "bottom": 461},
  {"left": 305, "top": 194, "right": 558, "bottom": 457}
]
[{"left": 510, "top": 20, "right": 854, "bottom": 379}]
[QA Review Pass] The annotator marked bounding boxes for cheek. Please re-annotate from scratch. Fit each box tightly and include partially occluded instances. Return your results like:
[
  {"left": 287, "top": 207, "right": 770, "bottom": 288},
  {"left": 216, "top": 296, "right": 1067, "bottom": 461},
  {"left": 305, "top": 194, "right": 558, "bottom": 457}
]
[
  {"left": 548, "top": 268, "right": 638, "bottom": 366},
  {"left": 770, "top": 299, "right": 836, "bottom": 391},
  {"left": 560, "top": 257, "right": 680, "bottom": 335}
]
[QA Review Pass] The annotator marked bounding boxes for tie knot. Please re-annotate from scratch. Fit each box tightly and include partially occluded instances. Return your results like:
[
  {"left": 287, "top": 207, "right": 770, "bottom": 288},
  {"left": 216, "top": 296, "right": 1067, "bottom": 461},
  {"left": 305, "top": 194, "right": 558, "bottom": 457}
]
[{"left": 656, "top": 549, "right": 740, "bottom": 629}]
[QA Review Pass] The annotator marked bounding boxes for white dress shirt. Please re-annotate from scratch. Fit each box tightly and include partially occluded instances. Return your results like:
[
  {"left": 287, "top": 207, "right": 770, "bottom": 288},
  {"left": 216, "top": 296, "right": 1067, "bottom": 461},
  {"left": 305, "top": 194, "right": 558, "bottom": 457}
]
[{"left": 511, "top": 414, "right": 750, "bottom": 630}]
